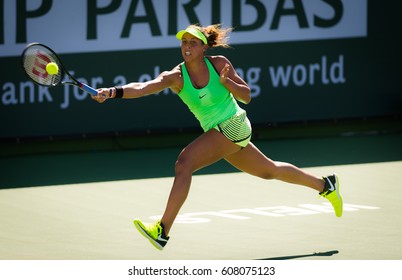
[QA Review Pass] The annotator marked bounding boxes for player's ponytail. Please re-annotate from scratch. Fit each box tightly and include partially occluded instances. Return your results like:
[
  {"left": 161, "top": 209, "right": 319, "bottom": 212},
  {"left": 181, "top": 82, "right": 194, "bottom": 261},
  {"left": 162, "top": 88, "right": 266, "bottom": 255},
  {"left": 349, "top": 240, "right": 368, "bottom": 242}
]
[{"left": 202, "top": 24, "right": 232, "bottom": 48}]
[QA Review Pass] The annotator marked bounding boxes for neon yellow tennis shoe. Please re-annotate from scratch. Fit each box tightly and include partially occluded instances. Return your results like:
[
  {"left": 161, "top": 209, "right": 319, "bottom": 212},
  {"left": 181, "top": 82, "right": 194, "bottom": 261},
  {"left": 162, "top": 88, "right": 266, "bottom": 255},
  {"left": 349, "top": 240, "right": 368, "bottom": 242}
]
[
  {"left": 319, "top": 174, "right": 343, "bottom": 217},
  {"left": 133, "top": 219, "right": 169, "bottom": 250}
]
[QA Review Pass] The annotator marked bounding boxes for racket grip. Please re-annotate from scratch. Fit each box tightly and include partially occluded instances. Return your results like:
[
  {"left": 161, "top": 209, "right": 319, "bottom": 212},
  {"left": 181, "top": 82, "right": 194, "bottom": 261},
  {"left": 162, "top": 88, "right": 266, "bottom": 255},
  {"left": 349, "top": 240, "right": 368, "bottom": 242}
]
[{"left": 79, "top": 83, "right": 98, "bottom": 95}]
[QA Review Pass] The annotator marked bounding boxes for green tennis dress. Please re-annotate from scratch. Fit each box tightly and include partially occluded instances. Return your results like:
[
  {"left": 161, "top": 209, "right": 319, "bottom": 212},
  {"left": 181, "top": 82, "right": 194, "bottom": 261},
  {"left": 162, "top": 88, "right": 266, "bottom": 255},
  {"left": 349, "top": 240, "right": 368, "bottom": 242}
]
[{"left": 178, "top": 57, "right": 252, "bottom": 147}]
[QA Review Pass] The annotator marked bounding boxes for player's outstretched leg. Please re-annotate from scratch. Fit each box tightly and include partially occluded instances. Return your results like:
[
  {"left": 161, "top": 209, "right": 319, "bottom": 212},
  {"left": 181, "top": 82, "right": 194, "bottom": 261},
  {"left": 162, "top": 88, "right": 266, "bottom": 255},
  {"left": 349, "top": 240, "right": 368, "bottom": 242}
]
[{"left": 225, "top": 143, "right": 343, "bottom": 218}]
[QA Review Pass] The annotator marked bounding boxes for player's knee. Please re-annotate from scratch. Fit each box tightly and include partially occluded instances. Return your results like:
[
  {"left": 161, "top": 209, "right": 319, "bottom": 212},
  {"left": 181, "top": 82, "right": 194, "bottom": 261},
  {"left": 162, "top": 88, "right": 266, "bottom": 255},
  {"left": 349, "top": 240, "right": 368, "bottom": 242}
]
[
  {"left": 261, "top": 162, "right": 295, "bottom": 180},
  {"left": 175, "top": 154, "right": 193, "bottom": 175},
  {"left": 259, "top": 172, "right": 276, "bottom": 180},
  {"left": 258, "top": 164, "right": 281, "bottom": 180}
]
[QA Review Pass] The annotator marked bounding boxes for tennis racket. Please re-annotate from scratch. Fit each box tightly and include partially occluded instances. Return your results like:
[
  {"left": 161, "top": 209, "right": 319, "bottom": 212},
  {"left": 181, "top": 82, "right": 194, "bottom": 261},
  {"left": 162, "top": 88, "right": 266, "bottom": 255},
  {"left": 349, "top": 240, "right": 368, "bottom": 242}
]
[{"left": 21, "top": 42, "right": 98, "bottom": 95}]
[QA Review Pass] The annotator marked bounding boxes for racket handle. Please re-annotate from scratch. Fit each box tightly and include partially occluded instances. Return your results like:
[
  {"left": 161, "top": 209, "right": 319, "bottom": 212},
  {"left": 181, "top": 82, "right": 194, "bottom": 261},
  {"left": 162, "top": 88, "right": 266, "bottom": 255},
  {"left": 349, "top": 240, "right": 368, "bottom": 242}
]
[{"left": 79, "top": 83, "right": 98, "bottom": 95}]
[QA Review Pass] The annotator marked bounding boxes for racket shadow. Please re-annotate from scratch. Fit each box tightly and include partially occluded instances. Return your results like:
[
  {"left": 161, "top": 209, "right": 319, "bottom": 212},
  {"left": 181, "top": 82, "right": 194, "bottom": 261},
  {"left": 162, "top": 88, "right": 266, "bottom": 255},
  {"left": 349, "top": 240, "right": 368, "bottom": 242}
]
[{"left": 255, "top": 250, "right": 339, "bottom": 260}]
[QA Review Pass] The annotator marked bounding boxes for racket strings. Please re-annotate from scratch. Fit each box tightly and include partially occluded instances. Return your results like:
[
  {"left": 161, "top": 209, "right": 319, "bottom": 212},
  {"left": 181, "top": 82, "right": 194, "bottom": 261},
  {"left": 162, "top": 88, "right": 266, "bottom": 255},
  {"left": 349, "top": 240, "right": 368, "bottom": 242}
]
[{"left": 22, "top": 45, "right": 63, "bottom": 86}]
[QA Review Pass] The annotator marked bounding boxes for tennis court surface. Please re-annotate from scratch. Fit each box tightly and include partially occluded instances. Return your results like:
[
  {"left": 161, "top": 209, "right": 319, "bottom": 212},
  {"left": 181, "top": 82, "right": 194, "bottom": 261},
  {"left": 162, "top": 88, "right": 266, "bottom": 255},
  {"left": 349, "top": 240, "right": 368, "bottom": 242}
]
[{"left": 1, "top": 132, "right": 401, "bottom": 260}]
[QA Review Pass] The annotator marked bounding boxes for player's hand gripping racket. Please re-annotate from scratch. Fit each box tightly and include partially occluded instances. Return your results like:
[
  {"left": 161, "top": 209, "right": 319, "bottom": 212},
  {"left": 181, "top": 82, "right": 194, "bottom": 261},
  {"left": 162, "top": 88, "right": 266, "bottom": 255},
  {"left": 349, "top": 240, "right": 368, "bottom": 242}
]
[{"left": 21, "top": 43, "right": 97, "bottom": 95}]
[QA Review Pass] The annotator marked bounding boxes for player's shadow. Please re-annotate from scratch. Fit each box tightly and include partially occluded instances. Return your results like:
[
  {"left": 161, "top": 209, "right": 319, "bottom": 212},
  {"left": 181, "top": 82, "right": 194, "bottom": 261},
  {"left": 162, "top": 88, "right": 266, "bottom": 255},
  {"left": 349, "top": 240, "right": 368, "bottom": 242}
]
[{"left": 256, "top": 250, "right": 339, "bottom": 260}]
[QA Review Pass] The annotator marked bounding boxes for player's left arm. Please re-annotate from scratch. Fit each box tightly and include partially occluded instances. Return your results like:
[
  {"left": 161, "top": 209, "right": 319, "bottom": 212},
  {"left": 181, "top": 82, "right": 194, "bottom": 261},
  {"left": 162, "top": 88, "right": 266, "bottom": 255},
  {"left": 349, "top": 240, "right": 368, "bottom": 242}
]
[{"left": 213, "top": 56, "right": 251, "bottom": 104}]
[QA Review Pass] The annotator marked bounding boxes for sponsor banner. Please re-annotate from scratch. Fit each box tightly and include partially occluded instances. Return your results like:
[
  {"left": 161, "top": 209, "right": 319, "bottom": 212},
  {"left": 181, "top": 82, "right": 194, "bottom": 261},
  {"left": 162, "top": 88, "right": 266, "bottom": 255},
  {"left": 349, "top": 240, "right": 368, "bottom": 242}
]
[
  {"left": 1, "top": 37, "right": 401, "bottom": 139},
  {"left": 1, "top": 0, "right": 367, "bottom": 57},
  {"left": 1, "top": 0, "right": 401, "bottom": 139}
]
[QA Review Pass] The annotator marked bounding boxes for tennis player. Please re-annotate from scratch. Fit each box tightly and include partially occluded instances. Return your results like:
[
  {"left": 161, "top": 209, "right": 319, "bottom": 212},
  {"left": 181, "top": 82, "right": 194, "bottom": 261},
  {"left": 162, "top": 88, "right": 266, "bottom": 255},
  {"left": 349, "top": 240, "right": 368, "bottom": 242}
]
[{"left": 92, "top": 24, "right": 343, "bottom": 250}]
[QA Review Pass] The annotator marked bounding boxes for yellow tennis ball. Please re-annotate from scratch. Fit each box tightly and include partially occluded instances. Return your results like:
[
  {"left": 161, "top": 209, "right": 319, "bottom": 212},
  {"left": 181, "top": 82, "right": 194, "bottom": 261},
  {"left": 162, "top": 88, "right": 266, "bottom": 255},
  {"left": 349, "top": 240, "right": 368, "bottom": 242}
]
[{"left": 46, "top": 62, "right": 59, "bottom": 75}]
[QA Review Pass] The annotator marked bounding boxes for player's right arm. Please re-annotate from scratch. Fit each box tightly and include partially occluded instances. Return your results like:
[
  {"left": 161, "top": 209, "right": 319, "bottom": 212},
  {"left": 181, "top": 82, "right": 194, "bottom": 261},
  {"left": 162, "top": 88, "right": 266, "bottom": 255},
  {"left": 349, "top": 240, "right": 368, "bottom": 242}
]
[{"left": 92, "top": 65, "right": 183, "bottom": 103}]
